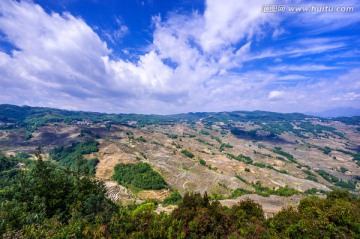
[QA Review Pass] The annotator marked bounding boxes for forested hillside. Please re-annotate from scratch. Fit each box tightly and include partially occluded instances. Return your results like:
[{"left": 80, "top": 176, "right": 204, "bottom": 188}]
[
  {"left": 0, "top": 153, "right": 359, "bottom": 238},
  {"left": 1, "top": 104, "right": 360, "bottom": 238}
]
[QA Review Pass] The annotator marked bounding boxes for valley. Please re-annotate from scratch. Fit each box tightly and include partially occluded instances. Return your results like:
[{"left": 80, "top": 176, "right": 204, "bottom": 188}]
[{"left": 0, "top": 105, "right": 359, "bottom": 216}]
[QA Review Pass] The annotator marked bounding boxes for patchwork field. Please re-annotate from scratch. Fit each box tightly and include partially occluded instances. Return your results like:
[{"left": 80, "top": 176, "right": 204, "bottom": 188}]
[{"left": 1, "top": 105, "right": 359, "bottom": 214}]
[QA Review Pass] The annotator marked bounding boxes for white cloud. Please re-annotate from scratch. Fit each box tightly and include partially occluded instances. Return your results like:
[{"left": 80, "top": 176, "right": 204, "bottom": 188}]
[
  {"left": 0, "top": 1, "right": 177, "bottom": 112},
  {"left": 270, "top": 68, "right": 360, "bottom": 112},
  {"left": 271, "top": 64, "right": 340, "bottom": 72},
  {"left": 200, "top": 0, "right": 276, "bottom": 52},
  {"left": 0, "top": 0, "right": 359, "bottom": 114},
  {"left": 268, "top": 90, "right": 285, "bottom": 99},
  {"left": 289, "top": 0, "right": 360, "bottom": 34},
  {"left": 249, "top": 40, "right": 345, "bottom": 61},
  {"left": 0, "top": 1, "right": 110, "bottom": 101},
  {"left": 277, "top": 74, "right": 308, "bottom": 81}
]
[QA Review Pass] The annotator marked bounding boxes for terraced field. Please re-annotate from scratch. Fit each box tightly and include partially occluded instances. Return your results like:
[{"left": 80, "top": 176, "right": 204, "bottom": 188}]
[{"left": 1, "top": 105, "right": 359, "bottom": 212}]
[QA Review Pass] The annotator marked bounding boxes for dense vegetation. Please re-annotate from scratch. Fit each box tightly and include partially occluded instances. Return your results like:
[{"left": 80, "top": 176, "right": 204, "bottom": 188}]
[
  {"left": 50, "top": 140, "right": 100, "bottom": 176},
  {"left": 316, "top": 170, "right": 357, "bottom": 190},
  {"left": 1, "top": 104, "right": 352, "bottom": 138},
  {"left": 231, "top": 180, "right": 298, "bottom": 198},
  {"left": 1, "top": 104, "right": 360, "bottom": 237},
  {"left": 317, "top": 169, "right": 340, "bottom": 183},
  {"left": 113, "top": 163, "right": 167, "bottom": 190},
  {"left": 199, "top": 158, "right": 207, "bottom": 166},
  {"left": 219, "top": 143, "right": 233, "bottom": 152},
  {"left": 271, "top": 147, "right": 295, "bottom": 162},
  {"left": 0, "top": 152, "right": 33, "bottom": 188},
  {"left": 226, "top": 153, "right": 253, "bottom": 164},
  {"left": 354, "top": 152, "right": 360, "bottom": 166},
  {"left": 0, "top": 154, "right": 116, "bottom": 238},
  {"left": 162, "top": 190, "right": 182, "bottom": 206},
  {"left": 0, "top": 153, "right": 359, "bottom": 238},
  {"left": 231, "top": 128, "right": 276, "bottom": 140},
  {"left": 230, "top": 119, "right": 344, "bottom": 139},
  {"left": 0, "top": 153, "right": 19, "bottom": 171},
  {"left": 334, "top": 116, "right": 360, "bottom": 125},
  {"left": 181, "top": 149, "right": 195, "bottom": 158},
  {"left": 252, "top": 182, "right": 299, "bottom": 197}
]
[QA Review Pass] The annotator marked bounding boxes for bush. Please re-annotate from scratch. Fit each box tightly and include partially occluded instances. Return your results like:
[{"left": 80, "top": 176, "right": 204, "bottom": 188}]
[
  {"left": 353, "top": 153, "right": 360, "bottom": 161},
  {"left": 227, "top": 153, "right": 253, "bottom": 164},
  {"left": 276, "top": 156, "right": 286, "bottom": 161},
  {"left": 24, "top": 131, "right": 32, "bottom": 140},
  {"left": 172, "top": 192, "right": 232, "bottom": 238},
  {"left": 0, "top": 158, "right": 116, "bottom": 235},
  {"left": 199, "top": 158, "right": 206, "bottom": 166},
  {"left": 163, "top": 190, "right": 182, "bottom": 206},
  {"left": 334, "top": 180, "right": 357, "bottom": 190},
  {"left": 137, "top": 136, "right": 147, "bottom": 142},
  {"left": 253, "top": 162, "right": 266, "bottom": 168},
  {"left": 323, "top": 146, "right": 332, "bottom": 155},
  {"left": 113, "top": 163, "right": 167, "bottom": 190},
  {"left": 200, "top": 130, "right": 210, "bottom": 135},
  {"left": 304, "top": 188, "right": 318, "bottom": 195},
  {"left": 267, "top": 165, "right": 276, "bottom": 170},
  {"left": 274, "top": 186, "right": 299, "bottom": 196},
  {"left": 278, "top": 169, "right": 288, "bottom": 174},
  {"left": 50, "top": 140, "right": 100, "bottom": 176},
  {"left": 268, "top": 189, "right": 360, "bottom": 238},
  {"left": 251, "top": 181, "right": 299, "bottom": 197},
  {"left": 230, "top": 188, "right": 252, "bottom": 198},
  {"left": 181, "top": 149, "right": 194, "bottom": 158},
  {"left": 219, "top": 143, "right": 233, "bottom": 152},
  {"left": 306, "top": 175, "right": 318, "bottom": 182},
  {"left": 235, "top": 174, "right": 247, "bottom": 183},
  {"left": 271, "top": 148, "right": 296, "bottom": 162},
  {"left": 303, "top": 169, "right": 315, "bottom": 176},
  {"left": 165, "top": 133, "right": 178, "bottom": 139},
  {"left": 316, "top": 170, "right": 339, "bottom": 183},
  {"left": 231, "top": 198, "right": 265, "bottom": 221},
  {"left": 0, "top": 153, "right": 18, "bottom": 172},
  {"left": 14, "top": 152, "right": 31, "bottom": 160},
  {"left": 79, "top": 129, "right": 96, "bottom": 137},
  {"left": 340, "top": 167, "right": 349, "bottom": 173}
]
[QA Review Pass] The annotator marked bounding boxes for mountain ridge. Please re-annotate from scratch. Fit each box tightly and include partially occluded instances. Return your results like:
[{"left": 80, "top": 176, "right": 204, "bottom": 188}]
[
  {"left": 0, "top": 103, "right": 359, "bottom": 209},
  {"left": 306, "top": 107, "right": 360, "bottom": 118}
]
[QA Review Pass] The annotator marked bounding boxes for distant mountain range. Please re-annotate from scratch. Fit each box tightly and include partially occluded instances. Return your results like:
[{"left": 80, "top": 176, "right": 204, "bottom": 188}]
[
  {"left": 306, "top": 107, "right": 360, "bottom": 118},
  {"left": 0, "top": 104, "right": 359, "bottom": 125}
]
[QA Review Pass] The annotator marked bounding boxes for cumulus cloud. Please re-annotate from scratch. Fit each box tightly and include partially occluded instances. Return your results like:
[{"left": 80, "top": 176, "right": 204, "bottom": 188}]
[
  {"left": 0, "top": 1, "right": 110, "bottom": 100},
  {"left": 0, "top": 0, "right": 359, "bottom": 114},
  {"left": 0, "top": 0, "right": 176, "bottom": 112},
  {"left": 200, "top": 0, "right": 276, "bottom": 52}
]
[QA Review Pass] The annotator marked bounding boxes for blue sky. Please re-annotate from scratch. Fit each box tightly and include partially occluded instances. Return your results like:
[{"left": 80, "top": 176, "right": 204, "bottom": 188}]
[{"left": 0, "top": 0, "right": 359, "bottom": 114}]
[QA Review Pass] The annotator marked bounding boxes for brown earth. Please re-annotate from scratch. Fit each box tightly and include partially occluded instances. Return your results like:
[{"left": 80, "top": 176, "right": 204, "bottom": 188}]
[
  {"left": 138, "top": 189, "right": 171, "bottom": 201},
  {"left": 1, "top": 119, "right": 359, "bottom": 207}
]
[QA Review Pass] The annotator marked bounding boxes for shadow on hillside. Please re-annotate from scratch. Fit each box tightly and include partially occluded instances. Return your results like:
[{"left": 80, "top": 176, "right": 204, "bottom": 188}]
[{"left": 230, "top": 129, "right": 293, "bottom": 145}]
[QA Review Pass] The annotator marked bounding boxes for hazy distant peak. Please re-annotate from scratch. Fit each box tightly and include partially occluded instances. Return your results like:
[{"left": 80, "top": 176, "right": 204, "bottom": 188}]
[{"left": 307, "top": 107, "right": 360, "bottom": 118}]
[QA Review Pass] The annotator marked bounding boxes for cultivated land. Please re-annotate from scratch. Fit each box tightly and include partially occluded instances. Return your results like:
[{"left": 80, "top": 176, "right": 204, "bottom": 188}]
[{"left": 0, "top": 104, "right": 359, "bottom": 215}]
